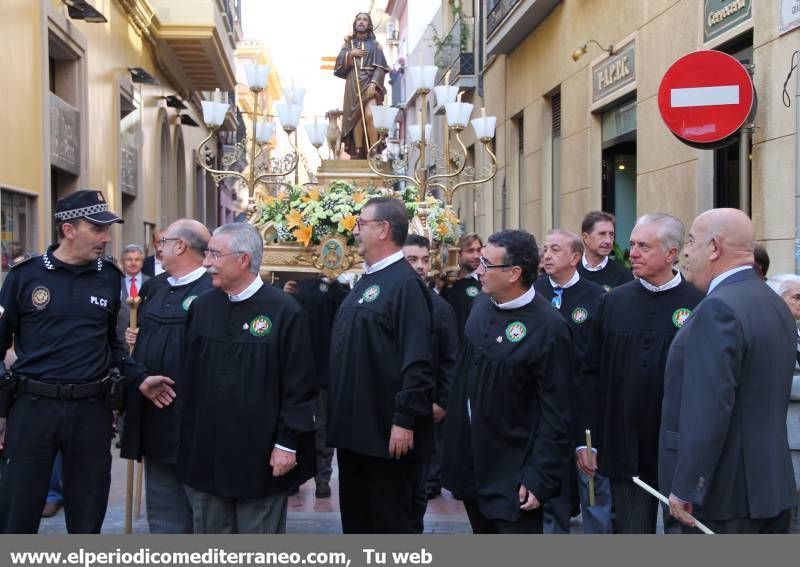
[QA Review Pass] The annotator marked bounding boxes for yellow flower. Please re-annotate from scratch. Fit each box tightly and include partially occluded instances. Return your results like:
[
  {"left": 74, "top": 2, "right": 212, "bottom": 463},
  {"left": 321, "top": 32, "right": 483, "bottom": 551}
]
[
  {"left": 341, "top": 214, "right": 357, "bottom": 232},
  {"left": 276, "top": 190, "right": 288, "bottom": 201},
  {"left": 285, "top": 208, "right": 304, "bottom": 229},
  {"left": 436, "top": 224, "right": 450, "bottom": 238},
  {"left": 293, "top": 223, "right": 313, "bottom": 247},
  {"left": 262, "top": 195, "right": 276, "bottom": 206},
  {"left": 353, "top": 191, "right": 366, "bottom": 204},
  {"left": 302, "top": 188, "right": 321, "bottom": 203}
]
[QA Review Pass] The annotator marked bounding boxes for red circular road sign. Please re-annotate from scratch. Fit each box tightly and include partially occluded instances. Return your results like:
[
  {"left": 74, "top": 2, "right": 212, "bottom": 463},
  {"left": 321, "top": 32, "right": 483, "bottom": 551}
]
[{"left": 658, "top": 50, "right": 754, "bottom": 146}]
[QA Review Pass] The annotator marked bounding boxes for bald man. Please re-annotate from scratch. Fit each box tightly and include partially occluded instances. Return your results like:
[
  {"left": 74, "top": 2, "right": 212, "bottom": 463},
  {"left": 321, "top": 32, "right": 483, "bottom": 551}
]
[
  {"left": 120, "top": 219, "right": 213, "bottom": 533},
  {"left": 659, "top": 208, "right": 798, "bottom": 534}
]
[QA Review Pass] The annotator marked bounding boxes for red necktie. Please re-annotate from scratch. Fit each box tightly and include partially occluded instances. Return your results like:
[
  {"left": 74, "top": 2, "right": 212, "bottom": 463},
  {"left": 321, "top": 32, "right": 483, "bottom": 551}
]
[{"left": 130, "top": 277, "right": 138, "bottom": 298}]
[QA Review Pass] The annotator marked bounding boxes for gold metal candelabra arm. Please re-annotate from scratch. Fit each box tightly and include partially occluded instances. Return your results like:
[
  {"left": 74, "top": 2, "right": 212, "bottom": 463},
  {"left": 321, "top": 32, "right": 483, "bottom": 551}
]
[
  {"left": 443, "top": 138, "right": 498, "bottom": 205},
  {"left": 425, "top": 129, "right": 468, "bottom": 187},
  {"left": 195, "top": 128, "right": 248, "bottom": 185},
  {"left": 366, "top": 133, "right": 418, "bottom": 188},
  {"left": 254, "top": 129, "right": 300, "bottom": 187}
]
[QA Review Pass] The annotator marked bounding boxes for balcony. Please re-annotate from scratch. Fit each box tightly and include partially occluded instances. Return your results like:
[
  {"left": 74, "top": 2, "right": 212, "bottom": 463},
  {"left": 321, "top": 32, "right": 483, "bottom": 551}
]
[
  {"left": 434, "top": 17, "right": 476, "bottom": 88},
  {"left": 486, "top": 0, "right": 560, "bottom": 57},
  {"left": 120, "top": 0, "right": 239, "bottom": 95}
]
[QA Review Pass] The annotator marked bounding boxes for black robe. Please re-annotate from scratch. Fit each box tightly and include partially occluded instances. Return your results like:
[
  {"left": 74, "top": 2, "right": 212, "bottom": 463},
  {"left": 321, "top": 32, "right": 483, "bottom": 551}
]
[
  {"left": 327, "top": 258, "right": 434, "bottom": 460},
  {"left": 533, "top": 274, "right": 605, "bottom": 445},
  {"left": 577, "top": 258, "right": 634, "bottom": 290},
  {"left": 177, "top": 284, "right": 317, "bottom": 499},
  {"left": 430, "top": 291, "right": 458, "bottom": 410},
  {"left": 120, "top": 272, "right": 214, "bottom": 463},
  {"left": 441, "top": 276, "right": 482, "bottom": 339},
  {"left": 290, "top": 279, "right": 348, "bottom": 389},
  {"left": 442, "top": 292, "right": 573, "bottom": 522},
  {"left": 580, "top": 277, "right": 703, "bottom": 486}
]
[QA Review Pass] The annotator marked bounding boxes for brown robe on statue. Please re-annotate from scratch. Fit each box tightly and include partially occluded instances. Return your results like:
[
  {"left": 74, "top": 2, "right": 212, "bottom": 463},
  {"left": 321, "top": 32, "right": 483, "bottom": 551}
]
[{"left": 334, "top": 35, "right": 389, "bottom": 158}]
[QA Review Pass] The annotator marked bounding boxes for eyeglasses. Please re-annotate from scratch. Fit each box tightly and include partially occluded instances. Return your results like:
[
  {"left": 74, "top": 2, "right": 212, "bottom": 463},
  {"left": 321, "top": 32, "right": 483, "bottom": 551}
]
[
  {"left": 203, "top": 249, "right": 243, "bottom": 261},
  {"left": 157, "top": 237, "right": 181, "bottom": 247},
  {"left": 355, "top": 218, "right": 388, "bottom": 230},
  {"left": 478, "top": 256, "right": 511, "bottom": 271}
]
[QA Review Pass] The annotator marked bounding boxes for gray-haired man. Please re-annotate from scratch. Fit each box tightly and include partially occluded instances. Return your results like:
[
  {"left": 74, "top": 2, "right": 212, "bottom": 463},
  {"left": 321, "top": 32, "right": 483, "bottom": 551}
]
[{"left": 176, "top": 223, "right": 317, "bottom": 533}]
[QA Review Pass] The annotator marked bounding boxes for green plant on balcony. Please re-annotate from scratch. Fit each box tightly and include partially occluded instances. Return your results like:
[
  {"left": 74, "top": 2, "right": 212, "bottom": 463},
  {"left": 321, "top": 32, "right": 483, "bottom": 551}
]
[{"left": 429, "top": 1, "right": 471, "bottom": 69}]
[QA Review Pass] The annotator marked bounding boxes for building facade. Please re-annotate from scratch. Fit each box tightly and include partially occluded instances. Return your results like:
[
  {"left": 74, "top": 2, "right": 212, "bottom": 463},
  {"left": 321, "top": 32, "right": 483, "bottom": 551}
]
[
  {"left": 468, "top": 0, "right": 798, "bottom": 273},
  {"left": 0, "top": 0, "right": 242, "bottom": 280}
]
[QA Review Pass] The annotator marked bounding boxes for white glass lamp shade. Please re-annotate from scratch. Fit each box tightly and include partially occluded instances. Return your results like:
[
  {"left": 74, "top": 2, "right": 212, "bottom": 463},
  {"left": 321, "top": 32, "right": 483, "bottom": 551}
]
[
  {"left": 445, "top": 102, "right": 474, "bottom": 128},
  {"left": 304, "top": 123, "right": 327, "bottom": 147},
  {"left": 371, "top": 105, "right": 399, "bottom": 131},
  {"left": 255, "top": 120, "right": 275, "bottom": 143},
  {"left": 283, "top": 87, "right": 306, "bottom": 106},
  {"left": 434, "top": 85, "right": 459, "bottom": 106},
  {"left": 201, "top": 100, "right": 229, "bottom": 127},
  {"left": 407, "top": 123, "right": 432, "bottom": 143},
  {"left": 408, "top": 65, "right": 438, "bottom": 92},
  {"left": 243, "top": 64, "right": 270, "bottom": 90},
  {"left": 276, "top": 103, "right": 303, "bottom": 130},
  {"left": 471, "top": 116, "right": 497, "bottom": 139}
]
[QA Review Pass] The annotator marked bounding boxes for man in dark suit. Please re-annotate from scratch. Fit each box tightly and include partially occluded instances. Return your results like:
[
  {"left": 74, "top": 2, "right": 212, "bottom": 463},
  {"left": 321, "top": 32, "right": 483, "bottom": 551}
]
[
  {"left": 142, "top": 229, "right": 165, "bottom": 277},
  {"left": 117, "top": 244, "right": 150, "bottom": 338},
  {"left": 660, "top": 208, "right": 798, "bottom": 534}
]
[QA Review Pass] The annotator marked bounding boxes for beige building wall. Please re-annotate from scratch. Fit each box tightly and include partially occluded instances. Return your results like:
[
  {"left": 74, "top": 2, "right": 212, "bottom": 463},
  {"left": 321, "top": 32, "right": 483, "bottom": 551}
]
[
  {"left": 0, "top": 0, "right": 236, "bottom": 270},
  {"left": 481, "top": 0, "right": 798, "bottom": 272}
]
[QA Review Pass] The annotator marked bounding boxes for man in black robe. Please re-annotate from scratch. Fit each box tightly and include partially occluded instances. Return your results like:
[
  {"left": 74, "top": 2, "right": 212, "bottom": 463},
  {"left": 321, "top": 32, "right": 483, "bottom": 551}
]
[
  {"left": 334, "top": 12, "right": 389, "bottom": 159},
  {"left": 282, "top": 277, "right": 348, "bottom": 498},
  {"left": 577, "top": 211, "right": 634, "bottom": 290},
  {"left": 443, "top": 230, "right": 573, "bottom": 533},
  {"left": 177, "top": 223, "right": 317, "bottom": 534},
  {"left": 534, "top": 228, "right": 608, "bottom": 534},
  {"left": 577, "top": 213, "right": 703, "bottom": 533},
  {"left": 403, "top": 234, "right": 459, "bottom": 526},
  {"left": 441, "top": 232, "right": 482, "bottom": 339},
  {"left": 120, "top": 219, "right": 212, "bottom": 533},
  {"left": 328, "top": 197, "right": 434, "bottom": 534}
]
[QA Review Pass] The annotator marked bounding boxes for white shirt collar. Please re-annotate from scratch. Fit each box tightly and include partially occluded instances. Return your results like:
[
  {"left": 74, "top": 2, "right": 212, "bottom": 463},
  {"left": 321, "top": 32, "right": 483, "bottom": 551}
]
[
  {"left": 228, "top": 275, "right": 263, "bottom": 302},
  {"left": 582, "top": 254, "right": 608, "bottom": 272},
  {"left": 492, "top": 286, "right": 536, "bottom": 310},
  {"left": 364, "top": 250, "right": 405, "bottom": 275},
  {"left": 167, "top": 266, "right": 207, "bottom": 287},
  {"left": 548, "top": 270, "right": 580, "bottom": 290},
  {"left": 639, "top": 270, "right": 682, "bottom": 293},
  {"left": 154, "top": 258, "right": 165, "bottom": 276},
  {"left": 468, "top": 271, "right": 479, "bottom": 281},
  {"left": 707, "top": 265, "right": 752, "bottom": 295}
]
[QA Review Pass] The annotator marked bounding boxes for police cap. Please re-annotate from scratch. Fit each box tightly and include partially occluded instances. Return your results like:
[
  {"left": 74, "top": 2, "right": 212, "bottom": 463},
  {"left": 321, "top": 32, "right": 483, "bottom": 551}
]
[{"left": 54, "top": 190, "right": 123, "bottom": 225}]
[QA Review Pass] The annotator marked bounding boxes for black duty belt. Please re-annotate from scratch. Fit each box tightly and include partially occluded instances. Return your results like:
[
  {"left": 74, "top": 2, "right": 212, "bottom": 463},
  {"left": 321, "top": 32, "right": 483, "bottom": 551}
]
[{"left": 18, "top": 377, "right": 107, "bottom": 400}]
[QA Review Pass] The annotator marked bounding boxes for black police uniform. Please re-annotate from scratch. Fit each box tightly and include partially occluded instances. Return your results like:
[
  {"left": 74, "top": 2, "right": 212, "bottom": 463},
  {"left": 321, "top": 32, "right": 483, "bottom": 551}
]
[{"left": 0, "top": 192, "right": 147, "bottom": 534}]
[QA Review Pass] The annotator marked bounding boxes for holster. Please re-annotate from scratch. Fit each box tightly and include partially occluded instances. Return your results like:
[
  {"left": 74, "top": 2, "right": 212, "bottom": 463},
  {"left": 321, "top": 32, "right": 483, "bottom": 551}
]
[
  {"left": 0, "top": 364, "right": 17, "bottom": 418},
  {"left": 102, "top": 368, "right": 126, "bottom": 412}
]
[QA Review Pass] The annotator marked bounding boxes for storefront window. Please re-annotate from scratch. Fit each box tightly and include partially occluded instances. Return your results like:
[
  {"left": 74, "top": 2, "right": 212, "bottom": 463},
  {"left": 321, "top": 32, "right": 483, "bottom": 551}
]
[{"left": 1, "top": 190, "right": 35, "bottom": 284}]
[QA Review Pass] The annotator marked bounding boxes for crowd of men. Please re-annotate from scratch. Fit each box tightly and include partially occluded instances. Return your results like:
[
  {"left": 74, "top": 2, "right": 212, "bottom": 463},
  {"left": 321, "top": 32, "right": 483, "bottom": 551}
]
[{"left": 0, "top": 188, "right": 797, "bottom": 535}]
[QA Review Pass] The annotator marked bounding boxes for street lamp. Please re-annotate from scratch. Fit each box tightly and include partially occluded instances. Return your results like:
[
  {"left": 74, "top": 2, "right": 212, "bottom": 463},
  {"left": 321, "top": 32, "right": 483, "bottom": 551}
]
[
  {"left": 571, "top": 39, "right": 614, "bottom": 62},
  {"left": 196, "top": 64, "right": 302, "bottom": 207}
]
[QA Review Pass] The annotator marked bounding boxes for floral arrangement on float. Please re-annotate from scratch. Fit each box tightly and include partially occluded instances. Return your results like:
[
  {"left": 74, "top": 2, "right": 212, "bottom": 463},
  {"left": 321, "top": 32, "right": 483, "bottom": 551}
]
[{"left": 250, "top": 180, "right": 463, "bottom": 278}]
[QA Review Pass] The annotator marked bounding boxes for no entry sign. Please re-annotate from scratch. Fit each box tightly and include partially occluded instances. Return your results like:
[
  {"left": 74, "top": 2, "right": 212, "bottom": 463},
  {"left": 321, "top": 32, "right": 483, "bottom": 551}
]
[{"left": 657, "top": 50, "right": 755, "bottom": 147}]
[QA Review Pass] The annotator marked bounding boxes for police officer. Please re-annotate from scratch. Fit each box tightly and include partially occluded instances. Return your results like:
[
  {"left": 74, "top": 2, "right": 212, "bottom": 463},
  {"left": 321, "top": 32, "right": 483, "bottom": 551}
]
[{"left": 0, "top": 190, "right": 173, "bottom": 533}]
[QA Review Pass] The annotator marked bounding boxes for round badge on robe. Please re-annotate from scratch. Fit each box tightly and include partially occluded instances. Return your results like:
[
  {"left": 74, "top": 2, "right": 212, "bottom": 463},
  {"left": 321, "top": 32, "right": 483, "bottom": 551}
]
[
  {"left": 571, "top": 307, "right": 588, "bottom": 324},
  {"left": 505, "top": 321, "right": 527, "bottom": 343},
  {"left": 249, "top": 315, "right": 272, "bottom": 337},
  {"left": 466, "top": 286, "right": 479, "bottom": 298},
  {"left": 31, "top": 286, "right": 51, "bottom": 310},
  {"left": 360, "top": 285, "right": 381, "bottom": 303},
  {"left": 672, "top": 308, "right": 692, "bottom": 328},
  {"left": 182, "top": 295, "right": 198, "bottom": 311},
  {"left": 319, "top": 282, "right": 329, "bottom": 293}
]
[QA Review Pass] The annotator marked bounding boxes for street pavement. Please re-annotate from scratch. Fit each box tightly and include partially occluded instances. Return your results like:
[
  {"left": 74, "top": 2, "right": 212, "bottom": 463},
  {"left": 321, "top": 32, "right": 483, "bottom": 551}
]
[{"left": 38, "top": 448, "right": 800, "bottom": 534}]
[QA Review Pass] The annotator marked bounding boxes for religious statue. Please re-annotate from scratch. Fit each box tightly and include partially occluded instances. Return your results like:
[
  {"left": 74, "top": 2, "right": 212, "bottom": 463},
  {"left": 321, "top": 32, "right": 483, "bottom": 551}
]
[{"left": 334, "top": 12, "right": 389, "bottom": 159}]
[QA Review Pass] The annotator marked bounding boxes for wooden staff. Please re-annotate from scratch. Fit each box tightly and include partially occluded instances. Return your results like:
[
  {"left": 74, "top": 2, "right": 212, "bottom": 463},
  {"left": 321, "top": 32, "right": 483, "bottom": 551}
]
[
  {"left": 631, "top": 476, "right": 714, "bottom": 534},
  {"left": 123, "top": 296, "right": 141, "bottom": 534},
  {"left": 585, "top": 429, "right": 595, "bottom": 507},
  {"left": 350, "top": 39, "right": 371, "bottom": 153}
]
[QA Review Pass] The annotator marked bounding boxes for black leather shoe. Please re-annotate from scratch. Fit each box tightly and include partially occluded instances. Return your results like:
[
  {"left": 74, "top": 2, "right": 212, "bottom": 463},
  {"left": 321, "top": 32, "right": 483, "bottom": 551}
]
[{"left": 315, "top": 481, "right": 331, "bottom": 498}]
